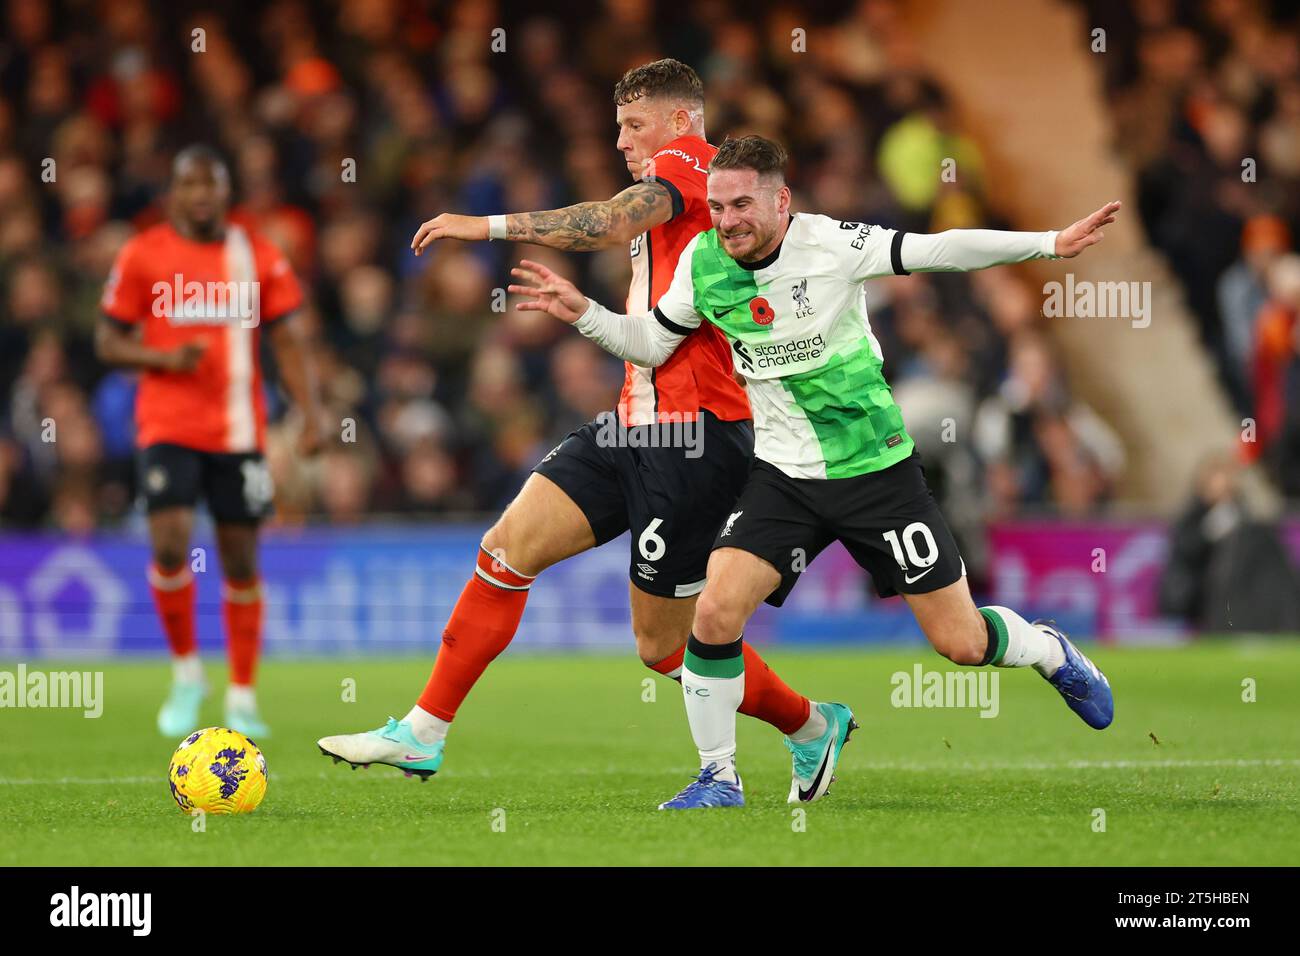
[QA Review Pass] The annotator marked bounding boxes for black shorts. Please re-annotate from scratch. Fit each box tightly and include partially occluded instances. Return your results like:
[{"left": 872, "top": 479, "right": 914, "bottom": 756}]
[
  {"left": 715, "top": 452, "right": 965, "bottom": 607},
  {"left": 534, "top": 410, "right": 754, "bottom": 598},
  {"left": 138, "top": 443, "right": 274, "bottom": 524}
]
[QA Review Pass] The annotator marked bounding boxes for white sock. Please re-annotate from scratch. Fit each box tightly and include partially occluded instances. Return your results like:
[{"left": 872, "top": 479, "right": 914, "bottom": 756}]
[
  {"left": 173, "top": 653, "right": 202, "bottom": 685},
  {"left": 980, "top": 606, "right": 1065, "bottom": 676},
  {"left": 226, "top": 683, "right": 256, "bottom": 711},
  {"left": 682, "top": 636, "right": 745, "bottom": 783},
  {"left": 787, "top": 701, "right": 828, "bottom": 743},
  {"left": 404, "top": 704, "right": 451, "bottom": 745}
]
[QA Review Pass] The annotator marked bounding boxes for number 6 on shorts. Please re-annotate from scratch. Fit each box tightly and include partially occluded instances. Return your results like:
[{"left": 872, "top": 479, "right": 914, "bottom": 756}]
[{"left": 639, "top": 517, "right": 667, "bottom": 561}]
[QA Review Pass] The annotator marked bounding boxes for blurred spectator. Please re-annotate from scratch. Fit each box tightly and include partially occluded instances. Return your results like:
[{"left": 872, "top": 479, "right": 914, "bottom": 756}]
[
  {"left": 1158, "top": 453, "right": 1300, "bottom": 631},
  {"left": 973, "top": 333, "right": 1125, "bottom": 517},
  {"left": 876, "top": 79, "right": 985, "bottom": 224},
  {"left": 1247, "top": 253, "right": 1300, "bottom": 494},
  {"left": 1217, "top": 215, "right": 1291, "bottom": 412}
]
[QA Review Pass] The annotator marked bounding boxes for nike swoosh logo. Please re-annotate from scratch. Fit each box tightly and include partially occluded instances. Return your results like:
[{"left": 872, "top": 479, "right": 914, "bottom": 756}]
[
  {"left": 904, "top": 568, "right": 935, "bottom": 585},
  {"left": 402, "top": 754, "right": 433, "bottom": 762},
  {"left": 797, "top": 721, "right": 837, "bottom": 801},
  {"left": 712, "top": 308, "right": 732, "bottom": 320}
]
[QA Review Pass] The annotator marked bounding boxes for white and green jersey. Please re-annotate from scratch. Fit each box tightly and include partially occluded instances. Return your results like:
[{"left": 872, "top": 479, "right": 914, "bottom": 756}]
[{"left": 575, "top": 212, "right": 1059, "bottom": 480}]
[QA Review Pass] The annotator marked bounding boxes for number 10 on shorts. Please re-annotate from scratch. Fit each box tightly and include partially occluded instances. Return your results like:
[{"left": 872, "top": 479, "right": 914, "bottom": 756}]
[{"left": 882, "top": 522, "right": 938, "bottom": 572}]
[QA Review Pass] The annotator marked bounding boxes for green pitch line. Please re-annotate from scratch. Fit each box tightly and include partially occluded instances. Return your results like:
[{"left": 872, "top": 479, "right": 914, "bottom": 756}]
[{"left": 1, "top": 641, "right": 1297, "bottom": 866}]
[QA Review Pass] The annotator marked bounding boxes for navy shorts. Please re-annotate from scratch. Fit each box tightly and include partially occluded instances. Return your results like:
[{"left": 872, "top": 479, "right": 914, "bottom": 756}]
[{"left": 534, "top": 410, "right": 754, "bottom": 598}]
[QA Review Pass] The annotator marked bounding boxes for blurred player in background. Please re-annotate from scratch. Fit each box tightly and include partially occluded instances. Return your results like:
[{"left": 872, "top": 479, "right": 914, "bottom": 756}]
[
  {"left": 319, "top": 60, "right": 841, "bottom": 792},
  {"left": 97, "top": 145, "right": 323, "bottom": 739}
]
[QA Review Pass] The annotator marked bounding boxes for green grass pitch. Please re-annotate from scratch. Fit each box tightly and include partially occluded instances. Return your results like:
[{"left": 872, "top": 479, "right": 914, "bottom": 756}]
[{"left": 2, "top": 641, "right": 1297, "bottom": 866}]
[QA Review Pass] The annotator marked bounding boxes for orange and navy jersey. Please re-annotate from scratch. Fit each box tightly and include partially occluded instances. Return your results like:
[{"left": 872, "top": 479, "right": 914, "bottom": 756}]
[
  {"left": 622, "top": 135, "right": 751, "bottom": 426},
  {"left": 101, "top": 222, "right": 303, "bottom": 454}
]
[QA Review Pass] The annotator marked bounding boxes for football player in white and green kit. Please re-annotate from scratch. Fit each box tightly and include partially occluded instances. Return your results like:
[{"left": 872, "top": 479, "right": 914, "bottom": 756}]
[{"left": 509, "top": 135, "right": 1118, "bottom": 810}]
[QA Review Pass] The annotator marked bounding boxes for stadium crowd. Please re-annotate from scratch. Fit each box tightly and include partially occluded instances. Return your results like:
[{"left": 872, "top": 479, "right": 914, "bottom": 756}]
[
  {"left": 3, "top": 0, "right": 1153, "bottom": 552},
  {"left": 1083, "top": 0, "right": 1300, "bottom": 496}
]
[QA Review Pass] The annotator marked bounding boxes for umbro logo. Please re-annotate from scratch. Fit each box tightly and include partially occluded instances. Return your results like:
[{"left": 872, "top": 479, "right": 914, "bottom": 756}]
[{"left": 636, "top": 563, "right": 658, "bottom": 580}]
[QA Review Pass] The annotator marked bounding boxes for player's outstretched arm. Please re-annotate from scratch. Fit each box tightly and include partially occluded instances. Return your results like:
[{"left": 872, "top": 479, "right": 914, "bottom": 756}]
[
  {"left": 899, "top": 201, "right": 1121, "bottom": 273},
  {"left": 509, "top": 259, "right": 685, "bottom": 367},
  {"left": 411, "top": 181, "right": 675, "bottom": 255}
]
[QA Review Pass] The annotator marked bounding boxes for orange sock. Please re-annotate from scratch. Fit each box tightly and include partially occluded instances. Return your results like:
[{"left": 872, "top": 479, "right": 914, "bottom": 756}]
[
  {"left": 416, "top": 547, "right": 535, "bottom": 722},
  {"left": 647, "top": 642, "right": 811, "bottom": 735},
  {"left": 223, "top": 578, "right": 263, "bottom": 686},
  {"left": 649, "top": 646, "right": 686, "bottom": 679},
  {"left": 148, "top": 563, "right": 197, "bottom": 657},
  {"left": 741, "top": 642, "right": 811, "bottom": 734}
]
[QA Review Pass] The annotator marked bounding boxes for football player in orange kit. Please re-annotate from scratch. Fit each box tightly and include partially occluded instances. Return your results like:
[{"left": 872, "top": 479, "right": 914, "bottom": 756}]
[
  {"left": 97, "top": 145, "right": 322, "bottom": 739},
  {"left": 319, "top": 61, "right": 841, "bottom": 799}
]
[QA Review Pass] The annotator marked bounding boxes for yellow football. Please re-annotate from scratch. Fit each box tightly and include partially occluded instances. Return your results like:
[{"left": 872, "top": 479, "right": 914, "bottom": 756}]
[{"left": 168, "top": 727, "right": 268, "bottom": 814}]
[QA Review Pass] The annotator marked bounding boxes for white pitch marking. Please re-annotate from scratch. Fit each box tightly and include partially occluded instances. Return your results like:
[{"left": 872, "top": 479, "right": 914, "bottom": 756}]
[{"left": 2, "top": 758, "right": 1297, "bottom": 785}]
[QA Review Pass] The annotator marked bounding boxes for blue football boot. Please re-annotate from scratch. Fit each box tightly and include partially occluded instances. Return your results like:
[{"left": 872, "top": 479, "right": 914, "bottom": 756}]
[
  {"left": 1037, "top": 621, "right": 1114, "bottom": 730},
  {"left": 657, "top": 762, "right": 746, "bottom": 810}
]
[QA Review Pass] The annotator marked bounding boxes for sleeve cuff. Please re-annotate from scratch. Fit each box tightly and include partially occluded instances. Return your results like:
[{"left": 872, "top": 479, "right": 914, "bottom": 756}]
[
  {"left": 650, "top": 177, "right": 685, "bottom": 220},
  {"left": 1042, "top": 230, "right": 1060, "bottom": 258},
  {"left": 891, "top": 230, "right": 911, "bottom": 276},
  {"left": 574, "top": 297, "right": 601, "bottom": 332}
]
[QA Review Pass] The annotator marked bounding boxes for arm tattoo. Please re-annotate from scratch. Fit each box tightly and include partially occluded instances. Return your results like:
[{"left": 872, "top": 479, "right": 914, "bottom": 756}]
[{"left": 505, "top": 182, "right": 674, "bottom": 250}]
